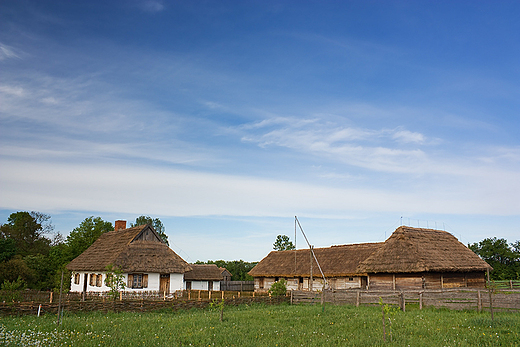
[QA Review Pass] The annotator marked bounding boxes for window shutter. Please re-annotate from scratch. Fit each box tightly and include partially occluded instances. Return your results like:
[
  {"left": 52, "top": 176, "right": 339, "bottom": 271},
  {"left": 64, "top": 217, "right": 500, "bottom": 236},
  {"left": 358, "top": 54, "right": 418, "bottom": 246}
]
[
  {"left": 89, "top": 274, "right": 94, "bottom": 286},
  {"left": 127, "top": 274, "right": 133, "bottom": 288},
  {"left": 143, "top": 274, "right": 148, "bottom": 288}
]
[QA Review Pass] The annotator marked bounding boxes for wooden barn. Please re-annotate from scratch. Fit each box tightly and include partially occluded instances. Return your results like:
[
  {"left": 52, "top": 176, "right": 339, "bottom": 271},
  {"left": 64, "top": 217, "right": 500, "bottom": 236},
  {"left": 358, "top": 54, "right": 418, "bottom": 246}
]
[
  {"left": 249, "top": 226, "right": 492, "bottom": 292},
  {"left": 356, "top": 226, "right": 492, "bottom": 290},
  {"left": 249, "top": 242, "right": 382, "bottom": 291},
  {"left": 66, "top": 221, "right": 191, "bottom": 294}
]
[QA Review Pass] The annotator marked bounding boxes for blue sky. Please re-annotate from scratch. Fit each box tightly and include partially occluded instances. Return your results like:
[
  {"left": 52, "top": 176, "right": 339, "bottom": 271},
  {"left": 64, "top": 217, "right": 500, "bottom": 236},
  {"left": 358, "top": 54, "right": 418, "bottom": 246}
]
[{"left": 1, "top": 1, "right": 519, "bottom": 262}]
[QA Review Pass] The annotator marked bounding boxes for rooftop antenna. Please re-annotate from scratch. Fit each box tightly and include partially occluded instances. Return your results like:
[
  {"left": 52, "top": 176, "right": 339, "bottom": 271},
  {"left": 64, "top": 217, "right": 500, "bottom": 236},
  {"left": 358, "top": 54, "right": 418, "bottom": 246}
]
[{"left": 295, "top": 216, "right": 329, "bottom": 289}]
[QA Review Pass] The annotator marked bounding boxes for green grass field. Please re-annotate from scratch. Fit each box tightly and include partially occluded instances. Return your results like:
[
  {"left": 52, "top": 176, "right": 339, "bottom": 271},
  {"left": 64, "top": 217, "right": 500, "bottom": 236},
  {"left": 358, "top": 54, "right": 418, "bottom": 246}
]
[{"left": 1, "top": 303, "right": 518, "bottom": 346}]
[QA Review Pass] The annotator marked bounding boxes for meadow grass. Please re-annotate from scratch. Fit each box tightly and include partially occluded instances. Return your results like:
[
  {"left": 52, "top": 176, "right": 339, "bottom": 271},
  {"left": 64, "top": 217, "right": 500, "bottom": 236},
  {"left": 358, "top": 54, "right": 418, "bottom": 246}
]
[{"left": 0, "top": 303, "right": 518, "bottom": 346}]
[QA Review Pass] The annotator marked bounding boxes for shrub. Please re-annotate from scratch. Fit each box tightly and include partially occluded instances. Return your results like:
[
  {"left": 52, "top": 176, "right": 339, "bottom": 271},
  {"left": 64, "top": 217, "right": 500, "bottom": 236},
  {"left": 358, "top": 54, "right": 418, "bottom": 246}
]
[{"left": 268, "top": 279, "right": 287, "bottom": 296}]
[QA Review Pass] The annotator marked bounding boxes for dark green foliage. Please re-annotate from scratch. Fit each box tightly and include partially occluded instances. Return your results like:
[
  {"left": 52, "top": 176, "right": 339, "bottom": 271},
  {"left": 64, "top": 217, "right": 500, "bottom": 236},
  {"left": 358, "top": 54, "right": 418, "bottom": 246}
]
[
  {"left": 0, "top": 256, "right": 35, "bottom": 285},
  {"left": 0, "top": 237, "right": 16, "bottom": 262},
  {"left": 65, "top": 216, "right": 114, "bottom": 261},
  {"left": 469, "top": 237, "right": 520, "bottom": 280},
  {"left": 195, "top": 259, "right": 258, "bottom": 281},
  {"left": 268, "top": 278, "right": 287, "bottom": 296},
  {"left": 0, "top": 211, "right": 52, "bottom": 257},
  {"left": 273, "top": 234, "right": 295, "bottom": 251},
  {"left": 131, "top": 215, "right": 168, "bottom": 245}
]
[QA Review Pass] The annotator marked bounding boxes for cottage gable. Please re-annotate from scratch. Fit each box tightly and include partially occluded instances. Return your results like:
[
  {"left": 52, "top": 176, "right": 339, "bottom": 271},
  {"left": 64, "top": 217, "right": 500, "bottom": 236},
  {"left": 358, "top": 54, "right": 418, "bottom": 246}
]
[{"left": 66, "top": 224, "right": 191, "bottom": 274}]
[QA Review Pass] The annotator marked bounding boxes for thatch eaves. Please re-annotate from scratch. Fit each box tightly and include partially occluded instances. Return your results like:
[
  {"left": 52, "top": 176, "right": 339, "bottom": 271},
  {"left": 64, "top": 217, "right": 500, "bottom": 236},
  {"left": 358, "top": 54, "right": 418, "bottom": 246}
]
[
  {"left": 248, "top": 242, "right": 383, "bottom": 278},
  {"left": 66, "top": 225, "right": 191, "bottom": 274},
  {"left": 184, "top": 264, "right": 224, "bottom": 281},
  {"left": 356, "top": 226, "right": 492, "bottom": 273}
]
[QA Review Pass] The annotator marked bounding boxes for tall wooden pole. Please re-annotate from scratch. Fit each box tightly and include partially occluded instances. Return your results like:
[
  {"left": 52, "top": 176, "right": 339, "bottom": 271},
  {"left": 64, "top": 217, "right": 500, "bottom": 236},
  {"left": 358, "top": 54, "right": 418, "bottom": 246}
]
[{"left": 309, "top": 246, "right": 313, "bottom": 291}]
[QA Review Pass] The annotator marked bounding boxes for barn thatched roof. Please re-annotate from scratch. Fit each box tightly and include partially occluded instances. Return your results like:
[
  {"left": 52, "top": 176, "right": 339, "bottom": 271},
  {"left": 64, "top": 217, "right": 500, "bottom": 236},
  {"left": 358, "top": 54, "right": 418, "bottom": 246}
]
[
  {"left": 356, "top": 226, "right": 492, "bottom": 273},
  {"left": 248, "top": 242, "right": 383, "bottom": 277},
  {"left": 249, "top": 226, "right": 492, "bottom": 278},
  {"left": 66, "top": 225, "right": 191, "bottom": 274},
  {"left": 184, "top": 264, "right": 225, "bottom": 281}
]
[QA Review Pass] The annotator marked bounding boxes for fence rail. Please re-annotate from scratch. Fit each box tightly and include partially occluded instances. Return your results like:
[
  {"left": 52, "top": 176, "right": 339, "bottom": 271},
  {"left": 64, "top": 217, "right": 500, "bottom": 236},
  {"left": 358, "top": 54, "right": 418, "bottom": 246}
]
[
  {"left": 0, "top": 289, "right": 262, "bottom": 304},
  {"left": 290, "top": 288, "right": 520, "bottom": 312},
  {"left": 220, "top": 281, "right": 254, "bottom": 292},
  {"left": 0, "top": 294, "right": 287, "bottom": 317}
]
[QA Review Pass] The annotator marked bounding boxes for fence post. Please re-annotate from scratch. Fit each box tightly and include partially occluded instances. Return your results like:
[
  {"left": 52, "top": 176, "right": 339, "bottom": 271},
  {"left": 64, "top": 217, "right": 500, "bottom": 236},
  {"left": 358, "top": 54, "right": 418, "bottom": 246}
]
[
  {"left": 511, "top": 280, "right": 513, "bottom": 289},
  {"left": 419, "top": 292, "right": 423, "bottom": 310},
  {"left": 50, "top": 291, "right": 53, "bottom": 303},
  {"left": 356, "top": 291, "right": 360, "bottom": 307},
  {"left": 487, "top": 270, "right": 494, "bottom": 320}
]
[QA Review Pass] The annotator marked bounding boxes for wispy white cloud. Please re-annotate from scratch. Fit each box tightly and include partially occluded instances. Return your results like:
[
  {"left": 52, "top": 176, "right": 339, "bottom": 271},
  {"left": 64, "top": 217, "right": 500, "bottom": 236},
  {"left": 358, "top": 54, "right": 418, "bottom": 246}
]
[
  {"left": 1, "top": 158, "right": 518, "bottom": 219},
  {"left": 136, "top": 0, "right": 165, "bottom": 13},
  {"left": 391, "top": 129, "right": 425, "bottom": 144},
  {"left": 0, "top": 85, "right": 24, "bottom": 97},
  {"left": 240, "top": 116, "right": 430, "bottom": 173},
  {"left": 0, "top": 43, "right": 20, "bottom": 61}
]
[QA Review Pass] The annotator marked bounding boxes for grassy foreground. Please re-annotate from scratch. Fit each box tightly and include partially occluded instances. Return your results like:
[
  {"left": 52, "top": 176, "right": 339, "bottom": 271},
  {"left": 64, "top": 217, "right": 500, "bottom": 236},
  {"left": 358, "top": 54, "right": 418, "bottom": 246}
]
[{"left": 0, "top": 303, "right": 518, "bottom": 346}]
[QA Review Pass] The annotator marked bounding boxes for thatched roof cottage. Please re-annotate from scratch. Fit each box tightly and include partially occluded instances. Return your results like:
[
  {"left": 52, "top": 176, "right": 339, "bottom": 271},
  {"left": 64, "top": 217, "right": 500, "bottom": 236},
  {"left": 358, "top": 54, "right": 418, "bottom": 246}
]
[
  {"left": 66, "top": 221, "right": 191, "bottom": 294},
  {"left": 248, "top": 226, "right": 492, "bottom": 292}
]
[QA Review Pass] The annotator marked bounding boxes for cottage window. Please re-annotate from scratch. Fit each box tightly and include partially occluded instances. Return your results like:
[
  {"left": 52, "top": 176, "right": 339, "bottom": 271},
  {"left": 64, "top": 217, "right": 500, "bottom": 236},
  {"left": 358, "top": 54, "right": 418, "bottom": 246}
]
[
  {"left": 96, "top": 274, "right": 103, "bottom": 287},
  {"left": 89, "top": 273, "right": 96, "bottom": 286},
  {"left": 74, "top": 273, "right": 80, "bottom": 285},
  {"left": 128, "top": 274, "right": 148, "bottom": 289},
  {"left": 349, "top": 277, "right": 354, "bottom": 281}
]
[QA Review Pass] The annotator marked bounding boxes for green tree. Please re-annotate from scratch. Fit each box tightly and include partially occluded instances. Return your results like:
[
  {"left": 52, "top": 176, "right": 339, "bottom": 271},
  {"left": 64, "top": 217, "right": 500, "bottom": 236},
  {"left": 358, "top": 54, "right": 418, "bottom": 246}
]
[
  {"left": 0, "top": 211, "right": 52, "bottom": 256},
  {"left": 65, "top": 216, "right": 114, "bottom": 261},
  {"left": 131, "top": 216, "right": 168, "bottom": 245},
  {"left": 0, "top": 256, "right": 35, "bottom": 285},
  {"left": 469, "top": 237, "right": 520, "bottom": 280},
  {"left": 273, "top": 235, "right": 295, "bottom": 251},
  {"left": 268, "top": 278, "right": 287, "bottom": 296},
  {"left": 104, "top": 264, "right": 126, "bottom": 300},
  {"left": 0, "top": 237, "right": 16, "bottom": 262}
]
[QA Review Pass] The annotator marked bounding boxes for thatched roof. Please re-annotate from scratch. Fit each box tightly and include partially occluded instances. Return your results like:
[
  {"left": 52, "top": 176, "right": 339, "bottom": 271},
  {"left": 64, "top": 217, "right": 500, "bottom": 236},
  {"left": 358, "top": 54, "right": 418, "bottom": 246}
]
[
  {"left": 184, "top": 264, "right": 224, "bottom": 281},
  {"left": 249, "top": 226, "right": 492, "bottom": 278},
  {"left": 356, "top": 226, "right": 492, "bottom": 273},
  {"left": 66, "top": 225, "right": 191, "bottom": 274},
  {"left": 249, "top": 242, "right": 383, "bottom": 277}
]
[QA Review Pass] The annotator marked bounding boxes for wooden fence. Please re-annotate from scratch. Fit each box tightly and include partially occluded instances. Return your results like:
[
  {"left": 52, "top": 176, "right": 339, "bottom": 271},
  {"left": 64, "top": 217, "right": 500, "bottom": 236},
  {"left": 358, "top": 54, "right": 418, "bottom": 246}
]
[
  {"left": 220, "top": 281, "right": 254, "bottom": 292},
  {"left": 0, "top": 289, "right": 261, "bottom": 304},
  {"left": 290, "top": 289, "right": 520, "bottom": 312},
  {"left": 0, "top": 291, "right": 286, "bottom": 317}
]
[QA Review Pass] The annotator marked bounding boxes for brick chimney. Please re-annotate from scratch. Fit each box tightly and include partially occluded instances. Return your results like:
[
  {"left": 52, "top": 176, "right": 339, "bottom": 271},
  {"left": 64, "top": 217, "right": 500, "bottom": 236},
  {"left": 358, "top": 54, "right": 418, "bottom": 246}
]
[{"left": 114, "top": 220, "right": 126, "bottom": 231}]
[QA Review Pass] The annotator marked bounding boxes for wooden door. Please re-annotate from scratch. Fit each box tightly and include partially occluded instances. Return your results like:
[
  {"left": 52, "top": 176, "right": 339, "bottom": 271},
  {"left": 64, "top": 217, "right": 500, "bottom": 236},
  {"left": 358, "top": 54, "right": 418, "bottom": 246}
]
[{"left": 160, "top": 274, "right": 170, "bottom": 294}]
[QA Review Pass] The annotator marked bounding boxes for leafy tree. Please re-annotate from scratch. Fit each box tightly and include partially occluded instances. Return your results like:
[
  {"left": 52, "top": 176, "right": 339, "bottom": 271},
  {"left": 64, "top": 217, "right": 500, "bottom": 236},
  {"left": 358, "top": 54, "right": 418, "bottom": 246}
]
[
  {"left": 131, "top": 216, "right": 168, "bottom": 245},
  {"left": 469, "top": 237, "right": 520, "bottom": 280},
  {"left": 0, "top": 237, "right": 16, "bottom": 262},
  {"left": 268, "top": 278, "right": 287, "bottom": 296},
  {"left": 65, "top": 216, "right": 114, "bottom": 261},
  {"left": 273, "top": 235, "right": 295, "bottom": 251},
  {"left": 0, "top": 256, "right": 35, "bottom": 285},
  {"left": 105, "top": 264, "right": 126, "bottom": 300},
  {"left": 0, "top": 211, "right": 52, "bottom": 256}
]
